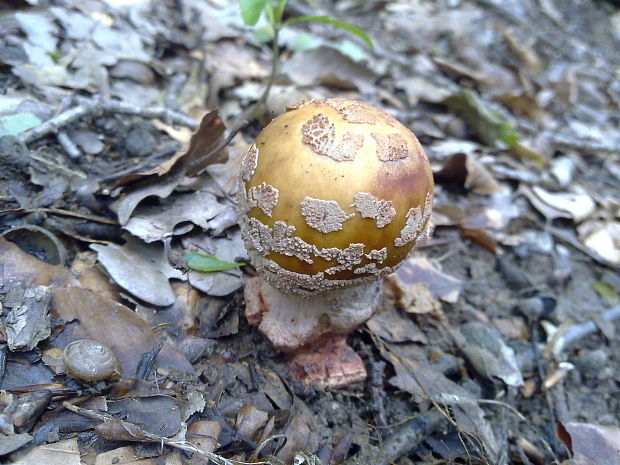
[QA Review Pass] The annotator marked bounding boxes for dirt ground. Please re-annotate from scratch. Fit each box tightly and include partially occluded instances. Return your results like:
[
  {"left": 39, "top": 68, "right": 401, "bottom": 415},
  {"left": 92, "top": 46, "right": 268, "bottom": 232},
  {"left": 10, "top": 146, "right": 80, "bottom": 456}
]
[{"left": 1, "top": 0, "right": 619, "bottom": 464}]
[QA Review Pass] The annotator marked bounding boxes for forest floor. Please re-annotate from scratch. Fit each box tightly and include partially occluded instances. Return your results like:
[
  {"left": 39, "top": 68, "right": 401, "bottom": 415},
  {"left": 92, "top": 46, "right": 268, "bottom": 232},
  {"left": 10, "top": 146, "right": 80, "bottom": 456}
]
[{"left": 1, "top": 0, "right": 620, "bottom": 464}]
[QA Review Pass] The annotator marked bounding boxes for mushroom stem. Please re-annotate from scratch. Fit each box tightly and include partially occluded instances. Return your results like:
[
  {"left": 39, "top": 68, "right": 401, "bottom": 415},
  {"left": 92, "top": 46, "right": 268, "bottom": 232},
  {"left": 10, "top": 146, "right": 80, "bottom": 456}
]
[{"left": 244, "top": 277, "right": 382, "bottom": 387}]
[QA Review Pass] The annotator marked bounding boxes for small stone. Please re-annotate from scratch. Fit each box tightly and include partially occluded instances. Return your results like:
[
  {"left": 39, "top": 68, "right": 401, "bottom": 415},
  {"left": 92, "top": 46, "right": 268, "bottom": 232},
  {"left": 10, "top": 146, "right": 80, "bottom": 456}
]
[
  {"left": 574, "top": 349, "right": 608, "bottom": 378},
  {"left": 124, "top": 121, "right": 159, "bottom": 157}
]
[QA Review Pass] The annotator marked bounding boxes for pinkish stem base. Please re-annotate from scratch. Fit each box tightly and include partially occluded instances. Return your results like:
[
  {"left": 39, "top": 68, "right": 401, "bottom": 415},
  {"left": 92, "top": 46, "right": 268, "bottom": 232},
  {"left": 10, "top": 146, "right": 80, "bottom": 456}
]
[{"left": 244, "top": 277, "right": 382, "bottom": 388}]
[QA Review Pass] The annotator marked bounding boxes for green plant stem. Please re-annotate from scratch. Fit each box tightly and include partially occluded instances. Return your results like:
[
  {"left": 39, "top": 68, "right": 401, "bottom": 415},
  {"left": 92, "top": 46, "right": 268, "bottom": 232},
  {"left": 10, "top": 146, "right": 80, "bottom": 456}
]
[
  {"left": 258, "top": 25, "right": 280, "bottom": 109},
  {"left": 229, "top": 25, "right": 280, "bottom": 132}
]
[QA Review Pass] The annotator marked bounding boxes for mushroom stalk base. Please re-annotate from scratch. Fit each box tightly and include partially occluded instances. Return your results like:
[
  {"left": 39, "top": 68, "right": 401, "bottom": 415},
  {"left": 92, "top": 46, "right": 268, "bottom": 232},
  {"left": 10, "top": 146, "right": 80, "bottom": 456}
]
[{"left": 244, "top": 277, "right": 382, "bottom": 388}]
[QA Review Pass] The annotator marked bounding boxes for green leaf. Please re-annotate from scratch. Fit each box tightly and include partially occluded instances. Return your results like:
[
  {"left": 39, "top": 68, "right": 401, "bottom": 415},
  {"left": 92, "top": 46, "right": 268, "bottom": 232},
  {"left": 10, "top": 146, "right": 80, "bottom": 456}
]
[
  {"left": 184, "top": 251, "right": 245, "bottom": 273},
  {"left": 336, "top": 39, "right": 367, "bottom": 62},
  {"left": 274, "top": 0, "right": 288, "bottom": 24},
  {"left": 283, "top": 15, "right": 373, "bottom": 49},
  {"left": 240, "top": 0, "right": 267, "bottom": 26},
  {"left": 254, "top": 26, "right": 274, "bottom": 43},
  {"left": 592, "top": 281, "right": 619, "bottom": 306},
  {"left": 443, "top": 89, "right": 519, "bottom": 150},
  {"left": 0, "top": 113, "right": 42, "bottom": 137},
  {"left": 291, "top": 32, "right": 321, "bottom": 52}
]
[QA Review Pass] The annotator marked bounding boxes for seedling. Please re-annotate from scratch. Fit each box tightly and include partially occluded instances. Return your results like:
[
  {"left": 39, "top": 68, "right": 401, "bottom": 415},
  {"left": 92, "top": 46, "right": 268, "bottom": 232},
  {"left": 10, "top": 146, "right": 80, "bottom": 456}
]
[{"left": 240, "top": 0, "right": 373, "bottom": 114}]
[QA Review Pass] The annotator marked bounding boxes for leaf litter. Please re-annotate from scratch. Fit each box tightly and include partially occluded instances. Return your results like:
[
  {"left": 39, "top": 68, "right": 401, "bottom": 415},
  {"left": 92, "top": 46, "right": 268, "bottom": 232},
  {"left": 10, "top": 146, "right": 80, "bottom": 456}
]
[{"left": 1, "top": 0, "right": 620, "bottom": 464}]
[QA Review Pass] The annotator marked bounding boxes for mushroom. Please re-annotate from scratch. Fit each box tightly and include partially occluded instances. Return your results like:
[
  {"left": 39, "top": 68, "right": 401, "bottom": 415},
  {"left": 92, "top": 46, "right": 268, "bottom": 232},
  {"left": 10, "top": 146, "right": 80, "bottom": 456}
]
[{"left": 237, "top": 98, "right": 433, "bottom": 388}]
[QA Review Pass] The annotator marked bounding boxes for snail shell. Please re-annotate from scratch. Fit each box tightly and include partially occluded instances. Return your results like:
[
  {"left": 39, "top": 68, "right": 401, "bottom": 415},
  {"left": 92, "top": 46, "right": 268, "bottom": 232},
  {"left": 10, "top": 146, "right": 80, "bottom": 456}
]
[{"left": 63, "top": 339, "right": 121, "bottom": 382}]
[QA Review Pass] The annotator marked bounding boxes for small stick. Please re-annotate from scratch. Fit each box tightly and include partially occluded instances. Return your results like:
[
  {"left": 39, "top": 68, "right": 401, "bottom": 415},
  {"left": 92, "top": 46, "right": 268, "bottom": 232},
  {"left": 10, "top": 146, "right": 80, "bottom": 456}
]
[
  {"left": 62, "top": 402, "right": 271, "bottom": 465},
  {"left": 18, "top": 98, "right": 198, "bottom": 144},
  {"left": 0, "top": 207, "right": 118, "bottom": 224},
  {"left": 56, "top": 131, "right": 81, "bottom": 159},
  {"left": 343, "top": 410, "right": 445, "bottom": 465},
  {"left": 558, "top": 305, "right": 620, "bottom": 351}
]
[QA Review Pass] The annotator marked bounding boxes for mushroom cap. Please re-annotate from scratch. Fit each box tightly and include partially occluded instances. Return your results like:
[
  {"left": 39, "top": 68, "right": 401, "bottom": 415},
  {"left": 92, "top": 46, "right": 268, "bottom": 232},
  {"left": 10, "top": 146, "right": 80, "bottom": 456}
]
[{"left": 237, "top": 98, "right": 433, "bottom": 296}]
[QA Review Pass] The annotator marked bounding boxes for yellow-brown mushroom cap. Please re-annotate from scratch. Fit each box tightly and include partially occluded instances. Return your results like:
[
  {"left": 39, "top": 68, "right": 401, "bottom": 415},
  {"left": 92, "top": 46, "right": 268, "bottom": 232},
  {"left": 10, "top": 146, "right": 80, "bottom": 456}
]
[{"left": 237, "top": 98, "right": 433, "bottom": 296}]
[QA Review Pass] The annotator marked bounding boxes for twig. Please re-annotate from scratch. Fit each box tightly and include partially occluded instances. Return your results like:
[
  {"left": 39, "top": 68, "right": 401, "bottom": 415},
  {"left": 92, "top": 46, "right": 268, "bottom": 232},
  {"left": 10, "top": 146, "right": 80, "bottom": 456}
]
[
  {"left": 18, "top": 97, "right": 198, "bottom": 144},
  {"left": 554, "top": 305, "right": 620, "bottom": 352},
  {"left": 343, "top": 410, "right": 445, "bottom": 465},
  {"left": 56, "top": 131, "right": 81, "bottom": 159},
  {"left": 0, "top": 207, "right": 118, "bottom": 225},
  {"left": 29, "top": 154, "right": 87, "bottom": 178},
  {"left": 62, "top": 401, "right": 271, "bottom": 465}
]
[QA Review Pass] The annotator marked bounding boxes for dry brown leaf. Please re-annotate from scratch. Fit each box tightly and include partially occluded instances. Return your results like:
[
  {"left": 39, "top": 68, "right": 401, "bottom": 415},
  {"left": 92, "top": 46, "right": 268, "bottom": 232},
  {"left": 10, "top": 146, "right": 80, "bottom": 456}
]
[
  {"left": 276, "top": 397, "right": 319, "bottom": 463},
  {"left": 236, "top": 403, "right": 269, "bottom": 441},
  {"left": 0, "top": 237, "right": 78, "bottom": 288},
  {"left": 393, "top": 256, "right": 463, "bottom": 304},
  {"left": 435, "top": 153, "right": 500, "bottom": 195},
  {"left": 460, "top": 227, "right": 502, "bottom": 254},
  {"left": 10, "top": 438, "right": 80, "bottom": 465},
  {"left": 51, "top": 286, "right": 193, "bottom": 379},
  {"left": 366, "top": 306, "right": 428, "bottom": 343},
  {"left": 558, "top": 422, "right": 620, "bottom": 465},
  {"left": 91, "top": 236, "right": 185, "bottom": 307},
  {"left": 114, "top": 110, "right": 225, "bottom": 187},
  {"left": 111, "top": 111, "right": 227, "bottom": 225},
  {"left": 502, "top": 29, "right": 543, "bottom": 74},
  {"left": 71, "top": 251, "right": 120, "bottom": 302},
  {"left": 283, "top": 46, "right": 378, "bottom": 93}
]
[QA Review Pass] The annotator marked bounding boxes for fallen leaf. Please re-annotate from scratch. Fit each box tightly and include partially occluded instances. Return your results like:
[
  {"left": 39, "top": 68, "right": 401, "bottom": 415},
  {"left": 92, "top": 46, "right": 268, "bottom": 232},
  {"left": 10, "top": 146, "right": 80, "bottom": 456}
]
[
  {"left": 592, "top": 281, "right": 619, "bottom": 306},
  {"left": 443, "top": 89, "right": 517, "bottom": 149},
  {"left": 558, "top": 422, "right": 620, "bottom": 465},
  {"left": 91, "top": 236, "right": 185, "bottom": 307},
  {"left": 52, "top": 286, "right": 193, "bottom": 378},
  {"left": 577, "top": 220, "right": 620, "bottom": 263},
  {"left": 0, "top": 113, "right": 42, "bottom": 136},
  {"left": 459, "top": 321, "right": 524, "bottom": 387},
  {"left": 277, "top": 397, "right": 319, "bottom": 463},
  {"left": 184, "top": 251, "right": 245, "bottom": 272},
  {"left": 183, "top": 231, "right": 246, "bottom": 297},
  {"left": 435, "top": 153, "right": 500, "bottom": 195},
  {"left": 123, "top": 191, "right": 228, "bottom": 243},
  {"left": 523, "top": 186, "right": 596, "bottom": 223},
  {"left": 0, "top": 237, "right": 78, "bottom": 288},
  {"left": 393, "top": 256, "right": 463, "bottom": 303},
  {"left": 366, "top": 306, "right": 428, "bottom": 343},
  {"left": 382, "top": 342, "right": 500, "bottom": 461},
  {"left": 10, "top": 437, "right": 80, "bottom": 465},
  {"left": 283, "top": 46, "right": 378, "bottom": 93}
]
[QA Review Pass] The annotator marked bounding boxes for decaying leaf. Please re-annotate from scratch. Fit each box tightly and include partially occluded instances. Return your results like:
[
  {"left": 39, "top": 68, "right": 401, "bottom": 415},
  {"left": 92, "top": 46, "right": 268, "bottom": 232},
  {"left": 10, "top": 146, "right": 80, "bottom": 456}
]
[
  {"left": 52, "top": 286, "right": 193, "bottom": 378},
  {"left": 459, "top": 321, "right": 524, "bottom": 387},
  {"left": 283, "top": 46, "right": 378, "bottom": 93},
  {"left": 366, "top": 306, "right": 428, "bottom": 343},
  {"left": 392, "top": 256, "right": 463, "bottom": 304},
  {"left": 109, "top": 396, "right": 182, "bottom": 438},
  {"left": 381, "top": 343, "right": 501, "bottom": 461},
  {"left": 578, "top": 220, "right": 620, "bottom": 264},
  {"left": 91, "top": 236, "right": 185, "bottom": 306},
  {"left": 558, "top": 421, "right": 620, "bottom": 465},
  {"left": 435, "top": 153, "right": 500, "bottom": 195},
  {"left": 523, "top": 186, "right": 596, "bottom": 223},
  {"left": 277, "top": 397, "right": 319, "bottom": 463},
  {"left": 0, "top": 237, "right": 78, "bottom": 288},
  {"left": 443, "top": 89, "right": 517, "bottom": 149},
  {"left": 123, "top": 190, "right": 229, "bottom": 243}
]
